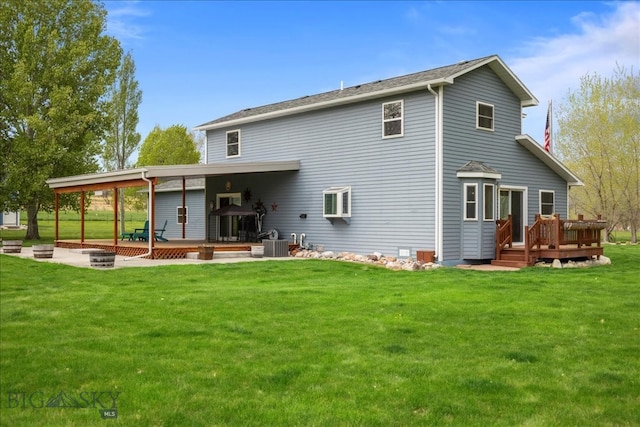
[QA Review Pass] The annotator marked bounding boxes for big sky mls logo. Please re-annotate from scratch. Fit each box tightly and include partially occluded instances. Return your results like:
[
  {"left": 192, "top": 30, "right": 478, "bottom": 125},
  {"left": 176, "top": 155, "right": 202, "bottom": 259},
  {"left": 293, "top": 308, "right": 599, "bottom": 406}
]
[{"left": 7, "top": 390, "right": 119, "bottom": 418}]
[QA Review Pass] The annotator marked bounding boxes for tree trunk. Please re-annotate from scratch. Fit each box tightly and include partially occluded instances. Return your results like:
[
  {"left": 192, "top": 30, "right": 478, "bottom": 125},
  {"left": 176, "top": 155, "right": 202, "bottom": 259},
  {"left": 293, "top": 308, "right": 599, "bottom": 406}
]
[
  {"left": 631, "top": 225, "right": 638, "bottom": 244},
  {"left": 25, "top": 202, "right": 40, "bottom": 240}
]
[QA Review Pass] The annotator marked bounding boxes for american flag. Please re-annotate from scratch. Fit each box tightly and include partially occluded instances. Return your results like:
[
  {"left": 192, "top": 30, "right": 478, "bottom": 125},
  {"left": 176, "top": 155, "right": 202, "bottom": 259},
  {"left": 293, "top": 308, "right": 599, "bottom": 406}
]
[{"left": 544, "top": 102, "right": 552, "bottom": 153}]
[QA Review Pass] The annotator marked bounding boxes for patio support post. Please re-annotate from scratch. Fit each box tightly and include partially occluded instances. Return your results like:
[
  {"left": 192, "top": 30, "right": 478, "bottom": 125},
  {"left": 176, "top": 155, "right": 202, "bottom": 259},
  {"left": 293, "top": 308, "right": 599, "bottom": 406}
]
[
  {"left": 182, "top": 177, "right": 186, "bottom": 239},
  {"left": 113, "top": 186, "right": 118, "bottom": 246},
  {"left": 80, "top": 191, "right": 85, "bottom": 244},
  {"left": 54, "top": 192, "right": 59, "bottom": 242},
  {"left": 151, "top": 180, "right": 156, "bottom": 252}
]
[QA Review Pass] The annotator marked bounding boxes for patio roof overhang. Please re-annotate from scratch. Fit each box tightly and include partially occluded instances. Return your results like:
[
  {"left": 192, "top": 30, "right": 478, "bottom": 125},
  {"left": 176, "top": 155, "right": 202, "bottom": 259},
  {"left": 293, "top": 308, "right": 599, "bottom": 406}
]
[{"left": 46, "top": 160, "right": 301, "bottom": 193}]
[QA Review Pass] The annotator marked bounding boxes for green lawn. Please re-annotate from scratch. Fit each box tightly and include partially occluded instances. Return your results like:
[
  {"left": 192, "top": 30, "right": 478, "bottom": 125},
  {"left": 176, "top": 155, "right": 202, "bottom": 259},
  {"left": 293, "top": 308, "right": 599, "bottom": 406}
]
[{"left": 1, "top": 245, "right": 638, "bottom": 426}]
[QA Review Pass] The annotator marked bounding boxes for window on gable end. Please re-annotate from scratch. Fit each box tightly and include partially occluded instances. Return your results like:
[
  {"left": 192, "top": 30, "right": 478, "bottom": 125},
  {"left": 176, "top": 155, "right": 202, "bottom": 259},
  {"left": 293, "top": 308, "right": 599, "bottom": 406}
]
[
  {"left": 477, "top": 102, "right": 494, "bottom": 131},
  {"left": 226, "top": 130, "right": 240, "bottom": 157},
  {"left": 382, "top": 100, "right": 403, "bottom": 138}
]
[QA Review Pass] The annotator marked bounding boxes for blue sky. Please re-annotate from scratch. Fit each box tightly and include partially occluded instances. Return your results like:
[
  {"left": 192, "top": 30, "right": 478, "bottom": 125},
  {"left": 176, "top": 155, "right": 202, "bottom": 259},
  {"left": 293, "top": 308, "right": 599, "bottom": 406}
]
[{"left": 103, "top": 1, "right": 639, "bottom": 158}]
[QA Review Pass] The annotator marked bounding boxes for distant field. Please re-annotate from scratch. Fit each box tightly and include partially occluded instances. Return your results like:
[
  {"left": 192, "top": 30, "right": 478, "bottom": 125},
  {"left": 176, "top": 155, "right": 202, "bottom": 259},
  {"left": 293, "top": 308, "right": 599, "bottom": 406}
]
[{"left": 1, "top": 210, "right": 148, "bottom": 245}]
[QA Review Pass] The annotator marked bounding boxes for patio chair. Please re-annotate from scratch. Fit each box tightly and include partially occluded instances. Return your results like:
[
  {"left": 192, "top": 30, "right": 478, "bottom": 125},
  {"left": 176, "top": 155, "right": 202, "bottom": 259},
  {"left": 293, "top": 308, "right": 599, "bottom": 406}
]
[
  {"left": 132, "top": 220, "right": 150, "bottom": 241},
  {"left": 154, "top": 220, "right": 169, "bottom": 242}
]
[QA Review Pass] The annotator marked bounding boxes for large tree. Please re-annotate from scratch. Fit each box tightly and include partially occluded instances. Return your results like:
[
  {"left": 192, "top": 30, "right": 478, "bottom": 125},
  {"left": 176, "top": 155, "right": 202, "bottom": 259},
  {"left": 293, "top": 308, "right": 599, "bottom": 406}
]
[
  {"left": 0, "top": 0, "right": 122, "bottom": 239},
  {"left": 137, "top": 124, "right": 201, "bottom": 166},
  {"left": 102, "top": 51, "right": 142, "bottom": 233},
  {"left": 555, "top": 65, "right": 640, "bottom": 242}
]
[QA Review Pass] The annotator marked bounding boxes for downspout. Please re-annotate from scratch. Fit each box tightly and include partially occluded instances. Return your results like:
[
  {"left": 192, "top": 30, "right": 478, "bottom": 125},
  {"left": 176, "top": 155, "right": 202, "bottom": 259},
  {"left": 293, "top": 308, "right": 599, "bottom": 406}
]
[
  {"left": 427, "top": 84, "right": 443, "bottom": 263},
  {"left": 125, "top": 170, "right": 153, "bottom": 260}
]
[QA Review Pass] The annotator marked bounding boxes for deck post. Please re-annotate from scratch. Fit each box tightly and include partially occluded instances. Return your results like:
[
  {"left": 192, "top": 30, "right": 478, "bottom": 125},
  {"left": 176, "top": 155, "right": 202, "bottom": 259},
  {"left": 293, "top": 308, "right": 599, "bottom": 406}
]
[
  {"left": 553, "top": 213, "right": 561, "bottom": 249},
  {"left": 524, "top": 225, "right": 530, "bottom": 265},
  {"left": 577, "top": 214, "right": 584, "bottom": 248}
]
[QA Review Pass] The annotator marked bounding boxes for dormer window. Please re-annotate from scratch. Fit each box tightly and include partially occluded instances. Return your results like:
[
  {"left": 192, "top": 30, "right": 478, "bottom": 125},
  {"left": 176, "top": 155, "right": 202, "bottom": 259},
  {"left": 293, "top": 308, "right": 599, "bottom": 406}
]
[
  {"left": 476, "top": 102, "right": 494, "bottom": 131},
  {"left": 382, "top": 100, "right": 403, "bottom": 138}
]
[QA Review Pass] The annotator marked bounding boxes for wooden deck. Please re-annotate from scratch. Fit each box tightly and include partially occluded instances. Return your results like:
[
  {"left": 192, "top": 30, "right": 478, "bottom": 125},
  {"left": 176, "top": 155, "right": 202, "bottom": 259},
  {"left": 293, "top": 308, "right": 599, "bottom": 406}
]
[
  {"left": 55, "top": 239, "right": 298, "bottom": 259},
  {"left": 492, "top": 214, "right": 606, "bottom": 268}
]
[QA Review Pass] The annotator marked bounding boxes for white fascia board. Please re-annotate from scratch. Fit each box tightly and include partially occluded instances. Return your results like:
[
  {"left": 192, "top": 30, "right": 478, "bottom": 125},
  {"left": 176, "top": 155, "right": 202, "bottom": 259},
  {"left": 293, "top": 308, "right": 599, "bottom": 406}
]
[
  {"left": 193, "top": 78, "right": 454, "bottom": 132},
  {"left": 46, "top": 161, "right": 301, "bottom": 190},
  {"left": 46, "top": 168, "right": 148, "bottom": 189},
  {"left": 515, "top": 135, "right": 583, "bottom": 186},
  {"left": 456, "top": 171, "right": 502, "bottom": 180},
  {"left": 447, "top": 56, "right": 538, "bottom": 107},
  {"left": 146, "top": 160, "right": 300, "bottom": 179}
]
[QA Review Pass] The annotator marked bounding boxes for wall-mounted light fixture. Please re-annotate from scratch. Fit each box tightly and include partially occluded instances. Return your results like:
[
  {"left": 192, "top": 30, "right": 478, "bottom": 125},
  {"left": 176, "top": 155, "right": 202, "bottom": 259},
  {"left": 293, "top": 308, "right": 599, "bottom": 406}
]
[{"left": 299, "top": 213, "right": 307, "bottom": 219}]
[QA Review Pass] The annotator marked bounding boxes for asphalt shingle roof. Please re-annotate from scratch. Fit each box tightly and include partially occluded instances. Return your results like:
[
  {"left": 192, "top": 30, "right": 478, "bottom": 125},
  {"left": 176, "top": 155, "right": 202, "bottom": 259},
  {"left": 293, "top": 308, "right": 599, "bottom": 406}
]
[{"left": 196, "top": 55, "right": 498, "bottom": 129}]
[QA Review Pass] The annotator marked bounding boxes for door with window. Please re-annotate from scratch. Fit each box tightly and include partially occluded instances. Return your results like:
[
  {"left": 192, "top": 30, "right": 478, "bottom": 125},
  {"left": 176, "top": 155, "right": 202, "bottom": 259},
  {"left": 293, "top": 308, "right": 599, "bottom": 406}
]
[
  {"left": 217, "top": 193, "right": 241, "bottom": 241},
  {"left": 499, "top": 188, "right": 525, "bottom": 244}
]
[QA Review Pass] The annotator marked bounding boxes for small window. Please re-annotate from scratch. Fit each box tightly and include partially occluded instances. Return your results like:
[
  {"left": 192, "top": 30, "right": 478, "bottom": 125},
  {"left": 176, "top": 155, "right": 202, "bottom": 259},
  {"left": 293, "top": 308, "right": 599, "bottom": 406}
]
[
  {"left": 540, "top": 191, "right": 555, "bottom": 216},
  {"left": 323, "top": 186, "right": 351, "bottom": 218},
  {"left": 382, "top": 100, "right": 403, "bottom": 138},
  {"left": 464, "top": 183, "right": 477, "bottom": 221},
  {"left": 226, "top": 130, "right": 240, "bottom": 157},
  {"left": 477, "top": 102, "right": 494, "bottom": 131},
  {"left": 483, "top": 184, "right": 495, "bottom": 221},
  {"left": 177, "top": 206, "right": 188, "bottom": 224}
]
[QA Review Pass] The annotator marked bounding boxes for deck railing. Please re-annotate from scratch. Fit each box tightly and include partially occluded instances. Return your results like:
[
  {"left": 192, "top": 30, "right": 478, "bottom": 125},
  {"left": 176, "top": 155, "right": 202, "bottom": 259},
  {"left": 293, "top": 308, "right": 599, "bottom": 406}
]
[
  {"left": 533, "top": 214, "right": 606, "bottom": 249},
  {"left": 495, "top": 214, "right": 606, "bottom": 263}
]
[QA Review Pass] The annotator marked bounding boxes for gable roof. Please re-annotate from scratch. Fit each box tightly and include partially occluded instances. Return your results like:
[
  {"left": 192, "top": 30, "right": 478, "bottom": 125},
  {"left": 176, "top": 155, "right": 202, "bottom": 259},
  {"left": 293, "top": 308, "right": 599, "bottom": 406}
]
[
  {"left": 515, "top": 135, "right": 583, "bottom": 186},
  {"left": 194, "top": 55, "right": 538, "bottom": 131}
]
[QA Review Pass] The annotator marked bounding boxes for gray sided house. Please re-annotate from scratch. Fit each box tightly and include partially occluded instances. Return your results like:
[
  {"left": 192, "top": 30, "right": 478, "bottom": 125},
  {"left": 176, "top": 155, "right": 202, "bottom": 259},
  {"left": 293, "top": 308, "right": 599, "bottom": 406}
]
[
  {"left": 194, "top": 54, "right": 581, "bottom": 265},
  {"left": 152, "top": 178, "right": 206, "bottom": 240}
]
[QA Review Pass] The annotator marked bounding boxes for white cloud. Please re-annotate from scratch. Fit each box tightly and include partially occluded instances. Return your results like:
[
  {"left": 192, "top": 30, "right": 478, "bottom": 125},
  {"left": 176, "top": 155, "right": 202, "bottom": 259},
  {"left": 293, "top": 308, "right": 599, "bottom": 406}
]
[
  {"left": 104, "top": 1, "right": 150, "bottom": 42},
  {"left": 511, "top": 2, "right": 640, "bottom": 142}
]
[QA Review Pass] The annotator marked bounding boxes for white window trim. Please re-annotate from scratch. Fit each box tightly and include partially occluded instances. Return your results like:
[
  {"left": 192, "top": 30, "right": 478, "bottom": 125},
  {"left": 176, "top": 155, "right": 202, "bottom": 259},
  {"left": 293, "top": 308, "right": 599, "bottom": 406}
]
[
  {"left": 464, "top": 183, "right": 478, "bottom": 221},
  {"left": 382, "top": 100, "right": 404, "bottom": 139},
  {"left": 226, "top": 129, "right": 241, "bottom": 158},
  {"left": 483, "top": 183, "right": 495, "bottom": 221},
  {"left": 539, "top": 190, "right": 555, "bottom": 216},
  {"left": 177, "top": 206, "right": 188, "bottom": 225},
  {"left": 323, "top": 186, "right": 351, "bottom": 218},
  {"left": 476, "top": 101, "right": 494, "bottom": 131}
]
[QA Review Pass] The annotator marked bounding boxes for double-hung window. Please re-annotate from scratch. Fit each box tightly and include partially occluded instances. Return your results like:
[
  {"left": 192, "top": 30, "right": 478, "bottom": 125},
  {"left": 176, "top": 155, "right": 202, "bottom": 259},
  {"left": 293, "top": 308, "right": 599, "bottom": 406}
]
[
  {"left": 464, "top": 183, "right": 478, "bottom": 221},
  {"left": 323, "top": 186, "right": 351, "bottom": 218},
  {"left": 382, "top": 100, "right": 403, "bottom": 138},
  {"left": 476, "top": 102, "right": 494, "bottom": 131},
  {"left": 177, "top": 206, "right": 188, "bottom": 224},
  {"left": 483, "top": 184, "right": 495, "bottom": 221},
  {"left": 540, "top": 190, "right": 555, "bottom": 216},
  {"left": 226, "top": 130, "right": 240, "bottom": 157}
]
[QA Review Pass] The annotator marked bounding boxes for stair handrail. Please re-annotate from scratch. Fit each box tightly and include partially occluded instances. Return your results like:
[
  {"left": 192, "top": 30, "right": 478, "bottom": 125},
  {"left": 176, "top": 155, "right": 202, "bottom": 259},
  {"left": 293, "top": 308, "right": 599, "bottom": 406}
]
[
  {"left": 495, "top": 215, "right": 512, "bottom": 260},
  {"left": 524, "top": 215, "right": 544, "bottom": 264}
]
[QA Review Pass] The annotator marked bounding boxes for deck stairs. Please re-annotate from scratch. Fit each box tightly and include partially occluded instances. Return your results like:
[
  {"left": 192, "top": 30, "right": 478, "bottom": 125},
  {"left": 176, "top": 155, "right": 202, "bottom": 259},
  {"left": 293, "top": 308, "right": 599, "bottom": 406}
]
[{"left": 491, "top": 247, "right": 536, "bottom": 268}]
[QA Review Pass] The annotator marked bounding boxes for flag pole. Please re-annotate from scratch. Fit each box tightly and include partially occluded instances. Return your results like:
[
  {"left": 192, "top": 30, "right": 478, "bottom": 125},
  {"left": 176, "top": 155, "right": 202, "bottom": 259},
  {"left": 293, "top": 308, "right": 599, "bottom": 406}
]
[{"left": 549, "top": 99, "right": 553, "bottom": 153}]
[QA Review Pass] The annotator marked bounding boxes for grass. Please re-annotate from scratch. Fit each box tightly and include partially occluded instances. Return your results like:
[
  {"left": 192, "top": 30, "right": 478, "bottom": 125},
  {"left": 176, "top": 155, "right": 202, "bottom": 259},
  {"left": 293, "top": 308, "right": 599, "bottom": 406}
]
[{"left": 1, "top": 245, "right": 638, "bottom": 426}]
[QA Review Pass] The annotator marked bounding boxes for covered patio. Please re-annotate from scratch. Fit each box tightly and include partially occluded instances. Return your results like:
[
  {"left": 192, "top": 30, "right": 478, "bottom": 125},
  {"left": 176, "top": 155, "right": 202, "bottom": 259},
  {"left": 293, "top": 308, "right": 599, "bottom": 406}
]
[{"left": 46, "top": 161, "right": 300, "bottom": 259}]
